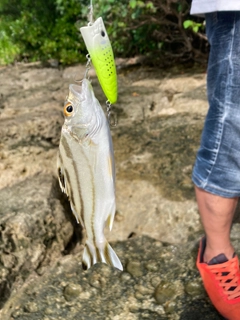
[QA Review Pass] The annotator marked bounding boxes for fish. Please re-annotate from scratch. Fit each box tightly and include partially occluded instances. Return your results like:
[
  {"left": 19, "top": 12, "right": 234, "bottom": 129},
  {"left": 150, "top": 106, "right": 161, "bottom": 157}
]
[
  {"left": 57, "top": 78, "right": 123, "bottom": 271},
  {"left": 80, "top": 17, "right": 118, "bottom": 104}
]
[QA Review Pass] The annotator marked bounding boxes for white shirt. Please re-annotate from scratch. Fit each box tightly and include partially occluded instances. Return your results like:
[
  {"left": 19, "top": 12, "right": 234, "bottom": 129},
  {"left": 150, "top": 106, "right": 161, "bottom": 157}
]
[{"left": 191, "top": 0, "right": 240, "bottom": 15}]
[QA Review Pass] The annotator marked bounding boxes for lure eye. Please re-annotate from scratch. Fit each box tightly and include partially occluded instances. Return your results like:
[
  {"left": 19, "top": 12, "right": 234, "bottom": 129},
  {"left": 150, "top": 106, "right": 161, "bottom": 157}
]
[
  {"left": 64, "top": 102, "right": 73, "bottom": 117},
  {"left": 101, "top": 30, "right": 105, "bottom": 37}
]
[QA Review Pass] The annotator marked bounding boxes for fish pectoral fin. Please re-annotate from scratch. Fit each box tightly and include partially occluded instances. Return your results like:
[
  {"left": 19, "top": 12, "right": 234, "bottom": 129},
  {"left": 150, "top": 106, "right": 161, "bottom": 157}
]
[
  {"left": 57, "top": 154, "right": 84, "bottom": 227},
  {"left": 82, "top": 240, "right": 123, "bottom": 271}
]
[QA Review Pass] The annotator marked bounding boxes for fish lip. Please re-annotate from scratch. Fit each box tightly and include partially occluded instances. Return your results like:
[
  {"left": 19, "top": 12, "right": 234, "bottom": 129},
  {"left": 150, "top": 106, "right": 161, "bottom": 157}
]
[
  {"left": 65, "top": 84, "right": 86, "bottom": 110},
  {"left": 69, "top": 84, "right": 85, "bottom": 101}
]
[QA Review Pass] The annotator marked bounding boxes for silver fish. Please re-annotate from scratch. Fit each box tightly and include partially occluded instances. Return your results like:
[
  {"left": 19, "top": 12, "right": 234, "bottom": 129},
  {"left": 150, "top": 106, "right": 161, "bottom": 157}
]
[{"left": 57, "top": 78, "right": 122, "bottom": 271}]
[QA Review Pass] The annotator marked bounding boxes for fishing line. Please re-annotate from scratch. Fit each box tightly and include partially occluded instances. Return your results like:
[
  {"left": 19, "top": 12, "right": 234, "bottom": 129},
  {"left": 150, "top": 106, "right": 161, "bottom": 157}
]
[{"left": 89, "top": 0, "right": 94, "bottom": 25}]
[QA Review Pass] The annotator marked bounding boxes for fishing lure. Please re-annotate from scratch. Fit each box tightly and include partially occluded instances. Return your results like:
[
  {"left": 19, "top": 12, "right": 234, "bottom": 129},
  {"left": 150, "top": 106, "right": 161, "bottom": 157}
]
[{"left": 80, "top": 5, "right": 118, "bottom": 105}]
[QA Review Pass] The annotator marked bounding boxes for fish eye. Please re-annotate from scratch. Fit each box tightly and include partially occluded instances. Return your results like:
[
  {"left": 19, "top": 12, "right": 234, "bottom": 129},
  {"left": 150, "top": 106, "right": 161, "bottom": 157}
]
[
  {"left": 101, "top": 30, "right": 105, "bottom": 37},
  {"left": 64, "top": 102, "right": 73, "bottom": 117}
]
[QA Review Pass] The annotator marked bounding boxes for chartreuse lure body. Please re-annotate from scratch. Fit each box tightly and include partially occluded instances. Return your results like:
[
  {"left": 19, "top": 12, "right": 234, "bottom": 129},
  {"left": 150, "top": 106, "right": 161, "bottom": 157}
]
[{"left": 80, "top": 17, "right": 117, "bottom": 104}]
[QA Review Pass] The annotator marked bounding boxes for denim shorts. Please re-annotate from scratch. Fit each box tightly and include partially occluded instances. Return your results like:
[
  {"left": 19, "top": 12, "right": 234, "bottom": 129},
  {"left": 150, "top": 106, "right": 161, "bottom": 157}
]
[{"left": 192, "top": 12, "right": 240, "bottom": 198}]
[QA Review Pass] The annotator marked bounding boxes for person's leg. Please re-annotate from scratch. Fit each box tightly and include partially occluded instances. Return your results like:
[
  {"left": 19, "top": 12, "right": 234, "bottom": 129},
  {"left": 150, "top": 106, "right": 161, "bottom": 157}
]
[
  {"left": 192, "top": 11, "right": 240, "bottom": 319},
  {"left": 195, "top": 186, "right": 238, "bottom": 262},
  {"left": 192, "top": 12, "right": 240, "bottom": 198}
]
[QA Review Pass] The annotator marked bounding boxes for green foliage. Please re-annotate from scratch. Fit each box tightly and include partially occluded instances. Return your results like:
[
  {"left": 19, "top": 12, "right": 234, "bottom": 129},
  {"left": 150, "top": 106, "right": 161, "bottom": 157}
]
[
  {"left": 0, "top": 28, "right": 20, "bottom": 65},
  {"left": 183, "top": 20, "right": 203, "bottom": 33},
  {"left": 92, "top": 0, "right": 158, "bottom": 57},
  {"left": 0, "top": 0, "right": 206, "bottom": 66},
  {"left": 0, "top": 0, "right": 88, "bottom": 65}
]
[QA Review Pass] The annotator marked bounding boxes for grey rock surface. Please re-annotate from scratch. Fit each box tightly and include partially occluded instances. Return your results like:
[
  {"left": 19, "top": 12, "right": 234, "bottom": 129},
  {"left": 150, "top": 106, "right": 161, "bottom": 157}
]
[
  {"left": 0, "top": 62, "right": 235, "bottom": 319},
  {"left": 0, "top": 236, "right": 222, "bottom": 320}
]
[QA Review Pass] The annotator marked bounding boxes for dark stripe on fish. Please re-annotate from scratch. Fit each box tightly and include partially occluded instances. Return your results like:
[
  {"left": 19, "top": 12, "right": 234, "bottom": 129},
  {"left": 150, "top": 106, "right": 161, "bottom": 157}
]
[
  {"left": 61, "top": 135, "right": 73, "bottom": 159},
  {"left": 64, "top": 168, "right": 76, "bottom": 207},
  {"left": 104, "top": 244, "right": 112, "bottom": 266},
  {"left": 96, "top": 247, "right": 101, "bottom": 263},
  {"left": 88, "top": 243, "right": 93, "bottom": 266},
  {"left": 81, "top": 150, "right": 96, "bottom": 247},
  {"left": 61, "top": 135, "right": 84, "bottom": 225},
  {"left": 62, "top": 130, "right": 97, "bottom": 253},
  {"left": 82, "top": 242, "right": 93, "bottom": 269}
]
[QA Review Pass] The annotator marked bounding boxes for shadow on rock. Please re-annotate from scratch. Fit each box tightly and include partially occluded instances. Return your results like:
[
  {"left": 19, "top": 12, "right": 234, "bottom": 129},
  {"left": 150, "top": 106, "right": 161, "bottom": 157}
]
[
  {"left": 113, "top": 113, "right": 203, "bottom": 201},
  {"left": 179, "top": 298, "right": 225, "bottom": 320}
]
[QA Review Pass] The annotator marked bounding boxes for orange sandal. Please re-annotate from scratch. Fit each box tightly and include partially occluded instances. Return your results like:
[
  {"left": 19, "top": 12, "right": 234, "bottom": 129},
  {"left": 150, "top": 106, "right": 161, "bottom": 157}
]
[{"left": 197, "top": 237, "right": 240, "bottom": 320}]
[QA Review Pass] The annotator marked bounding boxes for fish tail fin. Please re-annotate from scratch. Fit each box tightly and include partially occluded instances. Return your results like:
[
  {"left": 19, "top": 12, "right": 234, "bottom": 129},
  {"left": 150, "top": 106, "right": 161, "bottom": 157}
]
[{"left": 82, "top": 240, "right": 123, "bottom": 271}]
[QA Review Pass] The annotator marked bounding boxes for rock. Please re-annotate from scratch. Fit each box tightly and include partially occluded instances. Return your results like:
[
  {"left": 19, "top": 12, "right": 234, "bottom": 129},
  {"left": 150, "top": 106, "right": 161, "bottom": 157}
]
[
  {"left": 0, "top": 236, "right": 225, "bottom": 320},
  {"left": 185, "top": 280, "right": 204, "bottom": 297},
  {"left": 126, "top": 261, "right": 143, "bottom": 277},
  {"left": 63, "top": 283, "right": 82, "bottom": 301},
  {"left": 154, "top": 281, "right": 176, "bottom": 304},
  {"left": 1, "top": 237, "right": 214, "bottom": 320},
  {"left": 0, "top": 174, "right": 75, "bottom": 308},
  {"left": 0, "top": 62, "right": 235, "bottom": 319}
]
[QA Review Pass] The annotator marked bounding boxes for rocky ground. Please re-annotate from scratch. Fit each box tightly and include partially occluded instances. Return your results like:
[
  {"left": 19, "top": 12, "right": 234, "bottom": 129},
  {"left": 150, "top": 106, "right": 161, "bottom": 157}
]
[{"left": 0, "top": 61, "right": 239, "bottom": 319}]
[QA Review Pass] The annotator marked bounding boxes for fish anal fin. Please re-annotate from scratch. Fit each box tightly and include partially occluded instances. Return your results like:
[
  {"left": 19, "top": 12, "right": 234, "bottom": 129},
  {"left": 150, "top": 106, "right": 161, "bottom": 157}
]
[
  {"left": 82, "top": 240, "right": 123, "bottom": 271},
  {"left": 106, "top": 211, "right": 114, "bottom": 231},
  {"left": 105, "top": 201, "right": 116, "bottom": 231}
]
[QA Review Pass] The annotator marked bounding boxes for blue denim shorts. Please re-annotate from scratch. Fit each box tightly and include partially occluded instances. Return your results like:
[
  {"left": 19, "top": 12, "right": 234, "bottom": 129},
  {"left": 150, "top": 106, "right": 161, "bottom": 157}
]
[{"left": 192, "top": 12, "right": 240, "bottom": 198}]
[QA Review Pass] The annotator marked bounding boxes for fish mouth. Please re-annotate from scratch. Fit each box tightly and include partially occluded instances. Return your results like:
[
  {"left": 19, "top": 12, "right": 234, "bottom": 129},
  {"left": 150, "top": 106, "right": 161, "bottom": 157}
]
[
  {"left": 67, "top": 83, "right": 86, "bottom": 105},
  {"left": 70, "top": 84, "right": 84, "bottom": 98}
]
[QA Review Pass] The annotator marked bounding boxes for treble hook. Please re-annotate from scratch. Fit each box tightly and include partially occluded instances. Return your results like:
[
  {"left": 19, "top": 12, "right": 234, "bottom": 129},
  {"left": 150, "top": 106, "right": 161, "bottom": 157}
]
[
  {"left": 106, "top": 100, "right": 117, "bottom": 127},
  {"left": 84, "top": 53, "right": 92, "bottom": 79}
]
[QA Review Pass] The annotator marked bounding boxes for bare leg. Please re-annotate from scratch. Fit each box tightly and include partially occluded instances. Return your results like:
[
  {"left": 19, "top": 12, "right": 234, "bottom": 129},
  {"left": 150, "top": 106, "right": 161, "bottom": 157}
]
[{"left": 195, "top": 186, "right": 238, "bottom": 263}]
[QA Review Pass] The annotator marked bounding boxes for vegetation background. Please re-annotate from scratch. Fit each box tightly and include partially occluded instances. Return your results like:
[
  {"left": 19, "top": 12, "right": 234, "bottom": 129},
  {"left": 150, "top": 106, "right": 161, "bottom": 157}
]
[{"left": 0, "top": 0, "right": 207, "bottom": 66}]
